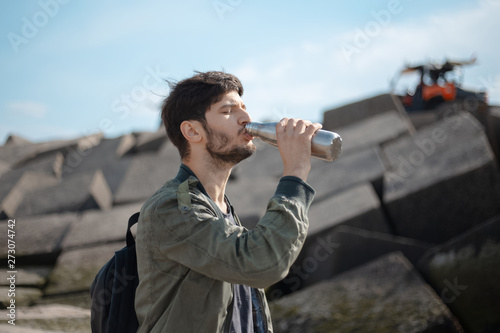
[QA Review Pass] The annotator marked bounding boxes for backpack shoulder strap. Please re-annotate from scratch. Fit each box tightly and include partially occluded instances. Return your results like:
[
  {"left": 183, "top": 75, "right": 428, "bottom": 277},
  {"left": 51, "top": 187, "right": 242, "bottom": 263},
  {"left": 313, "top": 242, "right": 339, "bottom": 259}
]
[{"left": 126, "top": 212, "right": 140, "bottom": 247}]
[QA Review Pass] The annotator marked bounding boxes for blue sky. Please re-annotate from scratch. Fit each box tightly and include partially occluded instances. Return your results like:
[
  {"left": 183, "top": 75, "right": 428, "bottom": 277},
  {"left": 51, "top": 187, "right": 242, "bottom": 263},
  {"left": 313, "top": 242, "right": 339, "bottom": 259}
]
[{"left": 1, "top": 0, "right": 499, "bottom": 143}]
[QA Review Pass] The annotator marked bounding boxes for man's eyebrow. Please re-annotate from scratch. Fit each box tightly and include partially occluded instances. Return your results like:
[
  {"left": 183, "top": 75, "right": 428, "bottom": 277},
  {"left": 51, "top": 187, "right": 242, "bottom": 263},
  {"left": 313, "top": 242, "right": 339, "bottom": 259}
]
[{"left": 219, "top": 102, "right": 246, "bottom": 110}]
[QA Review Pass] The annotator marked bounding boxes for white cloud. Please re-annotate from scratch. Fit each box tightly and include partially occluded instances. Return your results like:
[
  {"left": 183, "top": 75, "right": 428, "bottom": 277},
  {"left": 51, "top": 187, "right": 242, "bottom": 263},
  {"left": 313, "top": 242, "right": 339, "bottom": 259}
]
[
  {"left": 347, "top": 0, "right": 500, "bottom": 103},
  {"left": 234, "top": 0, "right": 500, "bottom": 125},
  {"left": 129, "top": 97, "right": 162, "bottom": 121},
  {"left": 6, "top": 101, "right": 48, "bottom": 118}
]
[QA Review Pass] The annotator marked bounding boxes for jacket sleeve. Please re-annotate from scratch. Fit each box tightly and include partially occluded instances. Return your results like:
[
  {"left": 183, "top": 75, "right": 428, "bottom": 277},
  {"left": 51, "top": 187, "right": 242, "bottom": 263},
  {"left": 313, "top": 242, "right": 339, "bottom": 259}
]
[{"left": 143, "top": 176, "right": 315, "bottom": 289}]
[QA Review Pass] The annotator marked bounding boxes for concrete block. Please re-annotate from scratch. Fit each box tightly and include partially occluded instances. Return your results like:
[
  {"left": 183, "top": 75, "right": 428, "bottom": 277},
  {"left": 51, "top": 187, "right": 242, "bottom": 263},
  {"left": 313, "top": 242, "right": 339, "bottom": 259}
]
[
  {"left": 418, "top": 215, "right": 500, "bottom": 333},
  {"left": 0, "top": 303, "right": 90, "bottom": 319},
  {"left": 44, "top": 242, "right": 124, "bottom": 295},
  {"left": 486, "top": 106, "right": 500, "bottom": 163},
  {"left": 433, "top": 99, "right": 490, "bottom": 129},
  {"left": 0, "top": 213, "right": 76, "bottom": 265},
  {"left": 61, "top": 134, "right": 135, "bottom": 178},
  {"left": 270, "top": 252, "right": 464, "bottom": 333},
  {"left": 157, "top": 138, "right": 178, "bottom": 157},
  {"left": 407, "top": 110, "right": 438, "bottom": 129},
  {"left": 0, "top": 304, "right": 91, "bottom": 332},
  {"left": 0, "top": 167, "right": 36, "bottom": 201},
  {"left": 0, "top": 161, "right": 9, "bottom": 178},
  {"left": 35, "top": 291, "right": 91, "bottom": 309},
  {"left": 0, "top": 267, "right": 51, "bottom": 288},
  {"left": 113, "top": 152, "right": 180, "bottom": 205},
  {"left": 271, "top": 226, "right": 431, "bottom": 294},
  {"left": 226, "top": 175, "right": 278, "bottom": 229},
  {"left": 0, "top": 171, "right": 59, "bottom": 219},
  {"left": 308, "top": 183, "right": 390, "bottom": 236},
  {"left": 231, "top": 139, "right": 284, "bottom": 180},
  {"left": 62, "top": 202, "right": 142, "bottom": 249},
  {"left": 3, "top": 134, "right": 32, "bottom": 146},
  {"left": 335, "top": 110, "right": 414, "bottom": 156},
  {"left": 16, "top": 169, "right": 112, "bottom": 217},
  {"left": 0, "top": 151, "right": 63, "bottom": 184},
  {"left": 383, "top": 112, "right": 500, "bottom": 244},
  {"left": 0, "top": 152, "right": 64, "bottom": 218},
  {"left": 0, "top": 133, "right": 102, "bottom": 170},
  {"left": 228, "top": 150, "right": 386, "bottom": 230},
  {"left": 308, "top": 147, "right": 387, "bottom": 201},
  {"left": 269, "top": 184, "right": 392, "bottom": 293},
  {"left": 322, "top": 93, "right": 412, "bottom": 130},
  {"left": 101, "top": 156, "right": 135, "bottom": 195},
  {"left": 0, "top": 287, "right": 43, "bottom": 307},
  {"left": 128, "top": 129, "right": 167, "bottom": 154},
  {"left": 231, "top": 144, "right": 389, "bottom": 229},
  {"left": 0, "top": 324, "right": 69, "bottom": 333}
]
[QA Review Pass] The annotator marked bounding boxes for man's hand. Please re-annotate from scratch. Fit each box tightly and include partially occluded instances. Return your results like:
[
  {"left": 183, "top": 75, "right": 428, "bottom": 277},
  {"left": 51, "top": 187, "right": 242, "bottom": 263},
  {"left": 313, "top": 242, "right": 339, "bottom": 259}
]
[{"left": 276, "top": 118, "right": 322, "bottom": 181}]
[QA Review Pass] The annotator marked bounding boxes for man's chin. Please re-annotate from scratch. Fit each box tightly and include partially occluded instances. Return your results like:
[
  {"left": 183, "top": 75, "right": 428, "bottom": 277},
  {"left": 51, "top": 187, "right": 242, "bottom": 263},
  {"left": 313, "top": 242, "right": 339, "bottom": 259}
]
[
  {"left": 246, "top": 141, "right": 257, "bottom": 153},
  {"left": 233, "top": 145, "right": 256, "bottom": 163},
  {"left": 207, "top": 145, "right": 255, "bottom": 166}
]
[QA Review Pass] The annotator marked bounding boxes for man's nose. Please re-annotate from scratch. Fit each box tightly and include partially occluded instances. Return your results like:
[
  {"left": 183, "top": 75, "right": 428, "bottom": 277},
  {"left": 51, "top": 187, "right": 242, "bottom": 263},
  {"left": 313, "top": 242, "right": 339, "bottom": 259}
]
[{"left": 239, "top": 109, "right": 252, "bottom": 125}]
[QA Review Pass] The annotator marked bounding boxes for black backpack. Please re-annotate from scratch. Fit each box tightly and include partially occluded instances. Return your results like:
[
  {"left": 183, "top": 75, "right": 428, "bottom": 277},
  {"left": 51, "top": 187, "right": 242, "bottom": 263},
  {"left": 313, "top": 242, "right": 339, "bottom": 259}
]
[{"left": 90, "top": 212, "right": 140, "bottom": 333}]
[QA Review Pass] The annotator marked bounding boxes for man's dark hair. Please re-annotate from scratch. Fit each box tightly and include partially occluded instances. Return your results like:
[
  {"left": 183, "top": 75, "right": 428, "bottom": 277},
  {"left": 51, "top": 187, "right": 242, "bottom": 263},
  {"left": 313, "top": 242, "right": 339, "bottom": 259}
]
[{"left": 161, "top": 71, "right": 244, "bottom": 159}]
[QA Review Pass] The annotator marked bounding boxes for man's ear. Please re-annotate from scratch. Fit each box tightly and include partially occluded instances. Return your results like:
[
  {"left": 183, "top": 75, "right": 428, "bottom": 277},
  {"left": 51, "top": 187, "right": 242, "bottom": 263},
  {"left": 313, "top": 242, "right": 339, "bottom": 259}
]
[{"left": 180, "top": 120, "right": 204, "bottom": 143}]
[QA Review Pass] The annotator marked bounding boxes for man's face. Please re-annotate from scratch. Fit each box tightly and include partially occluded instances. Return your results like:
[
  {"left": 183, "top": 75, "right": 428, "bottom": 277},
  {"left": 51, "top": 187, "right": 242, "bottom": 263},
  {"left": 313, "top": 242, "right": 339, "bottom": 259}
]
[{"left": 203, "top": 90, "right": 256, "bottom": 165}]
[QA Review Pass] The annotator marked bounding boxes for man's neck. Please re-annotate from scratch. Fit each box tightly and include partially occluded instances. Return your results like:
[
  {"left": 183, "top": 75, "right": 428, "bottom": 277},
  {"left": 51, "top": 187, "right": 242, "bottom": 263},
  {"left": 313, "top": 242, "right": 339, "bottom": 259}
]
[{"left": 183, "top": 155, "right": 232, "bottom": 213}]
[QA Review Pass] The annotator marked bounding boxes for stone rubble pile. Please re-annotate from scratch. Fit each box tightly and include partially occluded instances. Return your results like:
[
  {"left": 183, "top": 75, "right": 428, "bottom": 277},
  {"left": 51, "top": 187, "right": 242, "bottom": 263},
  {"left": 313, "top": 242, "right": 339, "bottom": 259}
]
[{"left": 1, "top": 94, "right": 499, "bottom": 332}]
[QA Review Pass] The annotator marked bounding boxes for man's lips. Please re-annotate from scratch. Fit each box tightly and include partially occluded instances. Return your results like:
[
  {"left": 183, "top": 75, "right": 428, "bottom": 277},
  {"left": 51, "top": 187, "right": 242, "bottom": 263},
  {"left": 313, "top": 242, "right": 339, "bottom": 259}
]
[
  {"left": 240, "top": 126, "right": 254, "bottom": 141},
  {"left": 244, "top": 132, "right": 254, "bottom": 141}
]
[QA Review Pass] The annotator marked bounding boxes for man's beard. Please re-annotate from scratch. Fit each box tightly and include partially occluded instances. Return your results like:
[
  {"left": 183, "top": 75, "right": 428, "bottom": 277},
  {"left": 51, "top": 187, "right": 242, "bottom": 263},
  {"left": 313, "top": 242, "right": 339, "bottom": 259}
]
[{"left": 204, "top": 123, "right": 256, "bottom": 166}]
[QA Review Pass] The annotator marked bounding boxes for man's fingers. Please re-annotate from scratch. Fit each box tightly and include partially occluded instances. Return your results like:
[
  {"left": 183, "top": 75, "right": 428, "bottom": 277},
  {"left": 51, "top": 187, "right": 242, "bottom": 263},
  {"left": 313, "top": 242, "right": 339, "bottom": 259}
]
[
  {"left": 276, "top": 118, "right": 289, "bottom": 135},
  {"left": 294, "top": 119, "right": 308, "bottom": 134},
  {"left": 286, "top": 118, "right": 298, "bottom": 134},
  {"left": 277, "top": 118, "right": 320, "bottom": 136},
  {"left": 305, "top": 122, "right": 323, "bottom": 135}
]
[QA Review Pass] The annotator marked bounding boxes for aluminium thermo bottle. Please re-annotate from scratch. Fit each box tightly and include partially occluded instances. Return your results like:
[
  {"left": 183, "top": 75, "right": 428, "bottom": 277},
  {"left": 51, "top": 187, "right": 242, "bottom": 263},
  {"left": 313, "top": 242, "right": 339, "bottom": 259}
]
[{"left": 245, "top": 122, "right": 342, "bottom": 162}]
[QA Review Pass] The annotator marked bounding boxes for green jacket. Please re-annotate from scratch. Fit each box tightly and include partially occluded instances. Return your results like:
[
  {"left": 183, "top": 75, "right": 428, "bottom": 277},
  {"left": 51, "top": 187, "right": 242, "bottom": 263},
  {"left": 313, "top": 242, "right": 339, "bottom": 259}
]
[{"left": 135, "top": 165, "right": 315, "bottom": 332}]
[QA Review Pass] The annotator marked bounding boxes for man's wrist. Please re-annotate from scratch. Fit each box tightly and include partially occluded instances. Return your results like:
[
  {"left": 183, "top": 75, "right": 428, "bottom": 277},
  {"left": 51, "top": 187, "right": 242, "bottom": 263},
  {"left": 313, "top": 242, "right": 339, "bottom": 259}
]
[{"left": 282, "top": 166, "right": 310, "bottom": 182}]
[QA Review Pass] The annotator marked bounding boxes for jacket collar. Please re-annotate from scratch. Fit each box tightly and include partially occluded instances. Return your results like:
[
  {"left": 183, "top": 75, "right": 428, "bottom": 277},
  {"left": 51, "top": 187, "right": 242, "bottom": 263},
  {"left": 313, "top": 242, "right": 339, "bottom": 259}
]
[
  {"left": 175, "top": 164, "right": 237, "bottom": 218},
  {"left": 175, "top": 164, "right": 209, "bottom": 197}
]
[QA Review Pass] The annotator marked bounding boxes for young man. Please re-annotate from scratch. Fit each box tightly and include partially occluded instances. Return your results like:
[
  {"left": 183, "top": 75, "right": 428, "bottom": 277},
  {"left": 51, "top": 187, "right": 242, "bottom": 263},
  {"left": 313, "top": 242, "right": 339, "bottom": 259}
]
[{"left": 134, "top": 71, "right": 321, "bottom": 332}]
